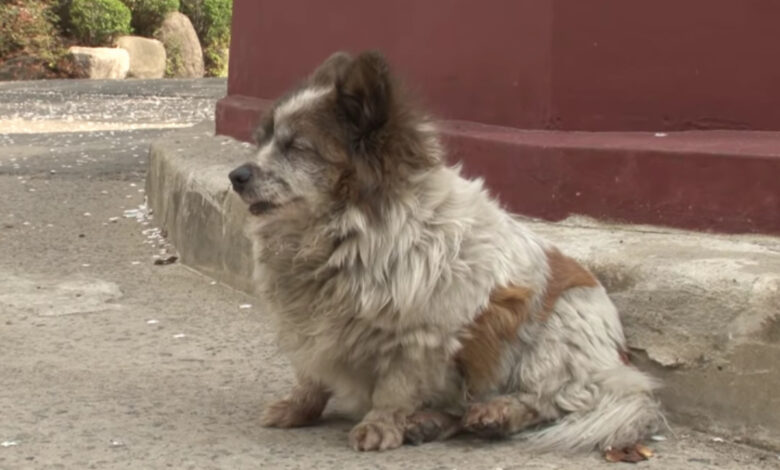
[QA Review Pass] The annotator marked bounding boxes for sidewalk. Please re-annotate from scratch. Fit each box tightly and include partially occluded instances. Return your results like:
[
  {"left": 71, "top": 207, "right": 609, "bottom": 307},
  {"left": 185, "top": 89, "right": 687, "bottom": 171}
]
[
  {"left": 0, "top": 78, "right": 777, "bottom": 469},
  {"left": 148, "top": 121, "right": 780, "bottom": 451}
]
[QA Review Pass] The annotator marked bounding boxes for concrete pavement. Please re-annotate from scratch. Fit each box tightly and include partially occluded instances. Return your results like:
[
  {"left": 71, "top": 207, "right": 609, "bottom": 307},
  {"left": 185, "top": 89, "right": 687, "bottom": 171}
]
[
  {"left": 148, "top": 120, "right": 780, "bottom": 450},
  {"left": 1, "top": 79, "right": 778, "bottom": 469}
]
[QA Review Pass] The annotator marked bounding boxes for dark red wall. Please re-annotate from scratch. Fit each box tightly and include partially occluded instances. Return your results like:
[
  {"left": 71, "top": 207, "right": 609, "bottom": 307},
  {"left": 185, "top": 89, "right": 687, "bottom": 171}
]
[
  {"left": 218, "top": 0, "right": 780, "bottom": 234},
  {"left": 226, "top": 0, "right": 780, "bottom": 131},
  {"left": 227, "top": 0, "right": 553, "bottom": 129},
  {"left": 552, "top": 1, "right": 780, "bottom": 131}
]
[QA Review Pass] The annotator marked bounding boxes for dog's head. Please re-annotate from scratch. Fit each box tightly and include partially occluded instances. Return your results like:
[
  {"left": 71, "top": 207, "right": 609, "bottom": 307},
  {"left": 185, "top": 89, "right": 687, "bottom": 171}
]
[{"left": 229, "top": 51, "right": 441, "bottom": 220}]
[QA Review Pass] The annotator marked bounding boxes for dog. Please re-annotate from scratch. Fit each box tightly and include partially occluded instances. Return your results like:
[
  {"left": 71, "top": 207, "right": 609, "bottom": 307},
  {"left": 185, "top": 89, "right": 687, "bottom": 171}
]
[{"left": 228, "top": 50, "right": 662, "bottom": 453}]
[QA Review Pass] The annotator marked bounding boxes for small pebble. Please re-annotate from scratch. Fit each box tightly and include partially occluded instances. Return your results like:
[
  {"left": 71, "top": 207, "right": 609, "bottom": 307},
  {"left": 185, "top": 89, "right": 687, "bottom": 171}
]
[
  {"left": 1, "top": 441, "right": 18, "bottom": 447},
  {"left": 239, "top": 304, "right": 252, "bottom": 309},
  {"left": 153, "top": 255, "right": 178, "bottom": 266},
  {"left": 173, "top": 333, "right": 186, "bottom": 339},
  {"left": 711, "top": 437, "right": 725, "bottom": 443},
  {"left": 146, "top": 319, "right": 159, "bottom": 325}
]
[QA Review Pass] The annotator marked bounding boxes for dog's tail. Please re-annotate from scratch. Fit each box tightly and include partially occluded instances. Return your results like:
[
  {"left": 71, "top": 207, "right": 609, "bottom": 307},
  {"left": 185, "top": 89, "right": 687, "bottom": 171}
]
[{"left": 519, "top": 367, "right": 664, "bottom": 453}]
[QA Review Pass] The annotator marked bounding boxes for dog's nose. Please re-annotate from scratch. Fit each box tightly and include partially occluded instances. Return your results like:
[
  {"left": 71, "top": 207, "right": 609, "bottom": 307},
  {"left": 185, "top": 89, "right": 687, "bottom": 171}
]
[{"left": 229, "top": 164, "right": 253, "bottom": 192}]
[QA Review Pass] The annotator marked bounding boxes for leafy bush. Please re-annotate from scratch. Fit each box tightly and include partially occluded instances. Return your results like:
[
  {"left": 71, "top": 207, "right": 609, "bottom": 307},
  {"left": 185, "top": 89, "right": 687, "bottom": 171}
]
[
  {"left": 53, "top": 0, "right": 74, "bottom": 35},
  {"left": 203, "top": 43, "right": 227, "bottom": 77},
  {"left": 164, "top": 40, "right": 183, "bottom": 78},
  {"left": 70, "top": 0, "right": 131, "bottom": 46},
  {"left": 180, "top": 0, "right": 230, "bottom": 44},
  {"left": 180, "top": 0, "right": 231, "bottom": 76},
  {"left": 121, "top": 0, "right": 179, "bottom": 36},
  {"left": 0, "top": 0, "right": 62, "bottom": 63}
]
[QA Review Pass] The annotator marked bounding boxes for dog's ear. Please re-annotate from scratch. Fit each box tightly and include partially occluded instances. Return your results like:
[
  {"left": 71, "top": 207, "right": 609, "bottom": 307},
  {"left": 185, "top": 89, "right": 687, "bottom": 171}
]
[
  {"left": 310, "top": 51, "right": 353, "bottom": 87},
  {"left": 336, "top": 51, "right": 393, "bottom": 150},
  {"left": 251, "top": 111, "right": 274, "bottom": 146}
]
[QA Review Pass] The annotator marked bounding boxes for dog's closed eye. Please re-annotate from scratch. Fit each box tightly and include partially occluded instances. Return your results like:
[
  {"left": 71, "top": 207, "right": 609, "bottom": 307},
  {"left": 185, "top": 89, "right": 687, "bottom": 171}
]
[{"left": 279, "top": 136, "right": 315, "bottom": 154}]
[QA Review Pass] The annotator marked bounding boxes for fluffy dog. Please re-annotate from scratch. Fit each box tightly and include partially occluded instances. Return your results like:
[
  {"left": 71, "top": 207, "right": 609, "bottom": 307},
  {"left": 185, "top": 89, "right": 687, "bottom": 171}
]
[{"left": 229, "top": 51, "right": 662, "bottom": 452}]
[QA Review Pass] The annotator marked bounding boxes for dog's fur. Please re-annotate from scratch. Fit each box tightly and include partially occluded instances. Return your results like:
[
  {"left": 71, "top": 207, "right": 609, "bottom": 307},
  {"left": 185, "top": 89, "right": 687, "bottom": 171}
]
[{"left": 229, "top": 51, "right": 662, "bottom": 452}]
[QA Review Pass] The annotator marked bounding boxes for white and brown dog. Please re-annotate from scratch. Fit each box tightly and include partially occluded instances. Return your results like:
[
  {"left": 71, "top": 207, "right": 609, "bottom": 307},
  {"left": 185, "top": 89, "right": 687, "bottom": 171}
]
[{"left": 229, "top": 51, "right": 662, "bottom": 452}]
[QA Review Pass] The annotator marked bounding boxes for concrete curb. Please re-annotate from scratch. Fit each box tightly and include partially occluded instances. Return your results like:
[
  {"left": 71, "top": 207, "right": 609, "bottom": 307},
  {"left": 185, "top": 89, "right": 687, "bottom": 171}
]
[
  {"left": 147, "top": 123, "right": 780, "bottom": 449},
  {"left": 146, "top": 122, "right": 256, "bottom": 293}
]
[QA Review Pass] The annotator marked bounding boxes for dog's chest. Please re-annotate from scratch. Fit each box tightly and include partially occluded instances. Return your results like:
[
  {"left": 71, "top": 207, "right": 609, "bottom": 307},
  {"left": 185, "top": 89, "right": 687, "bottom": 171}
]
[{"left": 274, "top": 310, "right": 405, "bottom": 390}]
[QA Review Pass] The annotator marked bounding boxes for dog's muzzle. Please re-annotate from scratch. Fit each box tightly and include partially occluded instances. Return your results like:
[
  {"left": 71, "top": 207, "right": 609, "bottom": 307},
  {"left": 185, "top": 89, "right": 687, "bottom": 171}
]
[{"left": 229, "top": 164, "right": 253, "bottom": 193}]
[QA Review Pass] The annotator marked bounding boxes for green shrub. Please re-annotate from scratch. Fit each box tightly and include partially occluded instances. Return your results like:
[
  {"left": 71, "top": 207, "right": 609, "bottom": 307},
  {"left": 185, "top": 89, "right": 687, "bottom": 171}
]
[
  {"left": 180, "top": 0, "right": 231, "bottom": 44},
  {"left": 53, "top": 0, "right": 71, "bottom": 33},
  {"left": 180, "top": 0, "right": 231, "bottom": 76},
  {"left": 164, "top": 40, "right": 183, "bottom": 77},
  {"left": 204, "top": 44, "right": 227, "bottom": 77},
  {"left": 178, "top": 0, "right": 206, "bottom": 38},
  {"left": 121, "top": 0, "right": 179, "bottom": 36},
  {"left": 70, "top": 0, "right": 131, "bottom": 46},
  {"left": 0, "top": 0, "right": 62, "bottom": 63}
]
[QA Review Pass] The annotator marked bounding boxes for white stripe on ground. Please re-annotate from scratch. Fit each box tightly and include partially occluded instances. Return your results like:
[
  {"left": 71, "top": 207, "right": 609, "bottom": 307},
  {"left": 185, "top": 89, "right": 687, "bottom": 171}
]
[{"left": 0, "top": 119, "right": 194, "bottom": 134}]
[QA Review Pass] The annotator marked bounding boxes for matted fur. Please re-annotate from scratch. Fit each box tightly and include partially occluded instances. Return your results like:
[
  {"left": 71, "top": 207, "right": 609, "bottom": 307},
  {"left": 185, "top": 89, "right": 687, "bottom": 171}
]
[{"left": 229, "top": 50, "right": 662, "bottom": 453}]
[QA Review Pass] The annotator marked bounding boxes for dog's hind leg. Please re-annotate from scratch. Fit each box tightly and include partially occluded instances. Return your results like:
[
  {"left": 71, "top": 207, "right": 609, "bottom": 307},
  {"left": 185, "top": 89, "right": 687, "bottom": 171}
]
[
  {"left": 262, "top": 380, "right": 331, "bottom": 428},
  {"left": 462, "top": 394, "right": 559, "bottom": 438},
  {"left": 403, "top": 410, "right": 461, "bottom": 445}
]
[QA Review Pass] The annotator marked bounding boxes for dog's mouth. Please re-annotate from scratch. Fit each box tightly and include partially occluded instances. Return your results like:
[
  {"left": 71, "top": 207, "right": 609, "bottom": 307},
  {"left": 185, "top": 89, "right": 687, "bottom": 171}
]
[{"left": 249, "top": 201, "right": 278, "bottom": 215}]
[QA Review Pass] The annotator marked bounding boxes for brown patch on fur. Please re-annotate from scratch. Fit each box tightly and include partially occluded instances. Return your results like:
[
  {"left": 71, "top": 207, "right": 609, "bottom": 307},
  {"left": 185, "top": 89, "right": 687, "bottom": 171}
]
[
  {"left": 456, "top": 285, "right": 533, "bottom": 395},
  {"left": 542, "top": 248, "right": 599, "bottom": 315},
  {"left": 457, "top": 249, "right": 600, "bottom": 395}
]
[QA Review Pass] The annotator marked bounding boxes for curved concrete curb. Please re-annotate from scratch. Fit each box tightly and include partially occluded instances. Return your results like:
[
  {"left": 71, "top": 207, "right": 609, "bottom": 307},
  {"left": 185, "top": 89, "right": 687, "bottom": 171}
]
[
  {"left": 146, "top": 122, "right": 256, "bottom": 293},
  {"left": 146, "top": 122, "right": 780, "bottom": 449}
]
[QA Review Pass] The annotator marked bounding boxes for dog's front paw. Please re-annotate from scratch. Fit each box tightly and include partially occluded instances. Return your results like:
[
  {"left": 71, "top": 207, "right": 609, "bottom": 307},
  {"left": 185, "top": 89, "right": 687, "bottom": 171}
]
[
  {"left": 349, "top": 419, "right": 404, "bottom": 451},
  {"left": 262, "top": 399, "right": 319, "bottom": 428}
]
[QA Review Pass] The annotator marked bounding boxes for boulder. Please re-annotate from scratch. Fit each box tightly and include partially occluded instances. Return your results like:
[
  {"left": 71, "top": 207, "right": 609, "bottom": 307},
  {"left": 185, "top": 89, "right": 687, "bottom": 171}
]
[
  {"left": 155, "top": 12, "right": 204, "bottom": 78},
  {"left": 115, "top": 36, "right": 167, "bottom": 79},
  {"left": 67, "top": 46, "right": 130, "bottom": 79}
]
